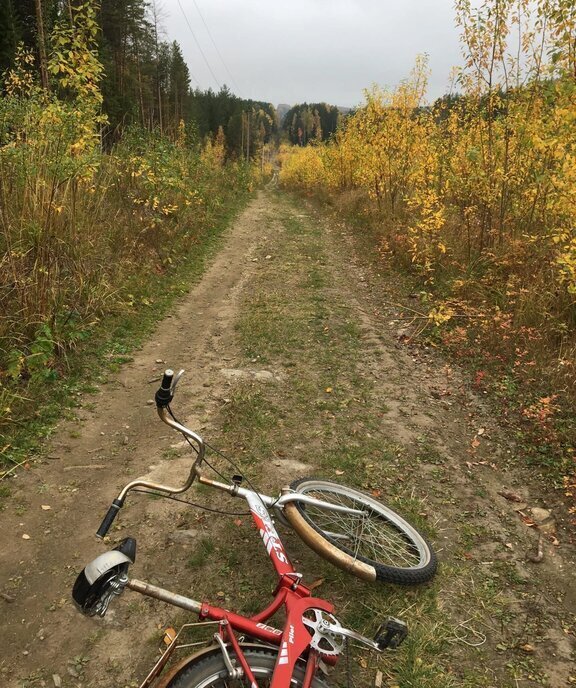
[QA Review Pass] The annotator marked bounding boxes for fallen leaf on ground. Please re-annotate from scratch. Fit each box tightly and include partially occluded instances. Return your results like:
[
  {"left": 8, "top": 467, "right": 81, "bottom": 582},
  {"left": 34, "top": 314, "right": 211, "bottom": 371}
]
[
  {"left": 309, "top": 578, "right": 325, "bottom": 591},
  {"left": 335, "top": 470, "right": 344, "bottom": 475},
  {"left": 163, "top": 627, "right": 176, "bottom": 645}
]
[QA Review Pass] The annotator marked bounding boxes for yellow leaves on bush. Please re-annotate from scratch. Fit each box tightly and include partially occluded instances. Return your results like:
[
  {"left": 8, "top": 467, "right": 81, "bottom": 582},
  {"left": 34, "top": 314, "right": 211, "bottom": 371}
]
[
  {"left": 279, "top": 0, "right": 576, "bottom": 318},
  {"left": 428, "top": 304, "right": 455, "bottom": 326},
  {"left": 279, "top": 145, "right": 326, "bottom": 190}
]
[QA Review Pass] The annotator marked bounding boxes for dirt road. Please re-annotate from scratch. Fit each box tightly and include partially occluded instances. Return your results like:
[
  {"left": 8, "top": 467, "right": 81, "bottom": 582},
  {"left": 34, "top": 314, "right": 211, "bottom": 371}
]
[{"left": 1, "top": 191, "right": 574, "bottom": 688}]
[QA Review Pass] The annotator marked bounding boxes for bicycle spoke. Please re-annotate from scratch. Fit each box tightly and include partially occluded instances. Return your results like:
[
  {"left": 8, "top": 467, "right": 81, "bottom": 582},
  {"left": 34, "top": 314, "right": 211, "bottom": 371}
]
[{"left": 302, "top": 489, "right": 422, "bottom": 568}]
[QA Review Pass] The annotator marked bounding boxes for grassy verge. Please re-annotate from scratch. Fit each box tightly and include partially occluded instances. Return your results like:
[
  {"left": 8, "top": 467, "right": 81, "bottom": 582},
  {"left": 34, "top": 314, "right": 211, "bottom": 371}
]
[
  {"left": 0, "top": 189, "right": 252, "bottom": 486},
  {"left": 298, "top": 191, "right": 576, "bottom": 500}
]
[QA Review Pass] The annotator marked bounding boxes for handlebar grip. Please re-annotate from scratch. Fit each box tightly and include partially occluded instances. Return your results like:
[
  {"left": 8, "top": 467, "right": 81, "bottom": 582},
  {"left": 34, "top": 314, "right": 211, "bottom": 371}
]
[
  {"left": 155, "top": 369, "right": 174, "bottom": 407},
  {"left": 96, "top": 498, "right": 123, "bottom": 538}
]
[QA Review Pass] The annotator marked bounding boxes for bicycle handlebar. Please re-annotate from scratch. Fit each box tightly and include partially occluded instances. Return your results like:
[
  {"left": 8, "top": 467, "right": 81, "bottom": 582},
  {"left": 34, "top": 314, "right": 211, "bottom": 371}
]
[
  {"left": 95, "top": 368, "right": 206, "bottom": 538},
  {"left": 96, "top": 498, "right": 124, "bottom": 538}
]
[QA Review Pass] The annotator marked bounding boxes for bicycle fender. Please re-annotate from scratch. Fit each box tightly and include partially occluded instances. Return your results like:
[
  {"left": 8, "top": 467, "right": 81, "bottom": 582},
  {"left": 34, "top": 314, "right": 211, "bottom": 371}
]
[{"left": 148, "top": 642, "right": 271, "bottom": 688}]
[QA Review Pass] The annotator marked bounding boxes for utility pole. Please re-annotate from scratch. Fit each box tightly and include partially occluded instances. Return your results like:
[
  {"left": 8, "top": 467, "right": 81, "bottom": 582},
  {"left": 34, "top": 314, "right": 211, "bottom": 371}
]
[{"left": 246, "top": 110, "right": 250, "bottom": 162}]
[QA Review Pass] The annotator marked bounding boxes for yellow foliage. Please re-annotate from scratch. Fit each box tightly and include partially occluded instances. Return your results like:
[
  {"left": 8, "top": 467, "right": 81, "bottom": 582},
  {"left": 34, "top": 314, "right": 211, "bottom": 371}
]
[
  {"left": 280, "top": 1, "right": 576, "bottom": 306},
  {"left": 279, "top": 145, "right": 326, "bottom": 190}
]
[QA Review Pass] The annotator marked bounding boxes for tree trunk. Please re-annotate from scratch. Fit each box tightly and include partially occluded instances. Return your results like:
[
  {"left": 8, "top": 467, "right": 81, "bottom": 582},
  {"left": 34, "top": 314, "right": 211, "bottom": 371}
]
[{"left": 34, "top": 0, "right": 50, "bottom": 91}]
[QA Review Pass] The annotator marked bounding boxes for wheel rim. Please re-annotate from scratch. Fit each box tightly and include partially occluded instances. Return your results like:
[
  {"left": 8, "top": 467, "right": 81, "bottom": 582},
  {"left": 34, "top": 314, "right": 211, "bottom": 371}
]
[{"left": 297, "top": 484, "right": 430, "bottom": 570}]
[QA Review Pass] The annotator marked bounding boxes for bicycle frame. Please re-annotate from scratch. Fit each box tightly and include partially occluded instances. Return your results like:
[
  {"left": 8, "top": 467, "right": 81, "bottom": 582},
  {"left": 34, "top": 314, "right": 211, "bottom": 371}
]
[{"left": 126, "top": 485, "right": 341, "bottom": 688}]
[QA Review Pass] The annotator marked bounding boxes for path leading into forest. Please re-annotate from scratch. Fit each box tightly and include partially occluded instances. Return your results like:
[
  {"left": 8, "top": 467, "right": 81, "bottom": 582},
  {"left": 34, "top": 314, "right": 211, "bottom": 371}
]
[{"left": 1, "top": 191, "right": 574, "bottom": 688}]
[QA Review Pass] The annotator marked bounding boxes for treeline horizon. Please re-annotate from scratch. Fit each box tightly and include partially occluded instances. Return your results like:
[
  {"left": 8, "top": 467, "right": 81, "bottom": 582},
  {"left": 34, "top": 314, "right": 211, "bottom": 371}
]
[{"left": 0, "top": 0, "right": 281, "bottom": 157}]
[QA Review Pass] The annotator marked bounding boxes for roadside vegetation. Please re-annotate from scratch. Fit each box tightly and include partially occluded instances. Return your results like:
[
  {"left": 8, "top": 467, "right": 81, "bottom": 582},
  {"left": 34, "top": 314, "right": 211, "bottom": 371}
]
[
  {"left": 279, "top": 0, "right": 576, "bottom": 483},
  {"left": 0, "top": 3, "right": 267, "bottom": 474}
]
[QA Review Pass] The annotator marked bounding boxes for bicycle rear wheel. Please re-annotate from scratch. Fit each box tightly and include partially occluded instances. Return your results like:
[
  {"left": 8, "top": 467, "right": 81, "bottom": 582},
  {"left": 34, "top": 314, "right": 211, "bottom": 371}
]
[
  {"left": 166, "top": 645, "right": 330, "bottom": 687},
  {"left": 284, "top": 478, "right": 437, "bottom": 585}
]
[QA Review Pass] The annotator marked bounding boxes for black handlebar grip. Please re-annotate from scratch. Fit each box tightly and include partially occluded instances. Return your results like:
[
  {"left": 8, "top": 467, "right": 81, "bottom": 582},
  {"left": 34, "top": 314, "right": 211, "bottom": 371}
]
[
  {"left": 155, "top": 369, "right": 174, "bottom": 407},
  {"left": 96, "top": 498, "right": 123, "bottom": 538}
]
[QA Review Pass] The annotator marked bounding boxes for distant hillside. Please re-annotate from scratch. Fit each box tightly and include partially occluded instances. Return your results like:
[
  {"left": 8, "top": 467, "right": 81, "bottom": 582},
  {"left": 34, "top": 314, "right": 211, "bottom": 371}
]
[{"left": 277, "top": 104, "right": 292, "bottom": 123}]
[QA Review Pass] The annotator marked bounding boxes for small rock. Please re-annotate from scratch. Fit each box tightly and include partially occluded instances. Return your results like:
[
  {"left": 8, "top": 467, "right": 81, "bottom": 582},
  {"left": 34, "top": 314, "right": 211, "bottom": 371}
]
[
  {"left": 265, "top": 254, "right": 272, "bottom": 259},
  {"left": 122, "top": 435, "right": 129, "bottom": 445},
  {"left": 67, "top": 666, "right": 79, "bottom": 678},
  {"left": 146, "top": 399, "right": 155, "bottom": 406},
  {"left": 167, "top": 529, "right": 199, "bottom": 544},
  {"left": 22, "top": 650, "right": 29, "bottom": 656},
  {"left": 156, "top": 359, "right": 164, "bottom": 364},
  {"left": 530, "top": 507, "right": 552, "bottom": 524},
  {"left": 530, "top": 507, "right": 555, "bottom": 533},
  {"left": 253, "top": 371, "right": 275, "bottom": 381},
  {"left": 52, "top": 675, "right": 62, "bottom": 688},
  {"left": 22, "top": 534, "right": 31, "bottom": 540}
]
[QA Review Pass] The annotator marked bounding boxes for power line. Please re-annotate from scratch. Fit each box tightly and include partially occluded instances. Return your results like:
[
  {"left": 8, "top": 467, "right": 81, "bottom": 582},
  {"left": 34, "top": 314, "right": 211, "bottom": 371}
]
[
  {"left": 190, "top": 0, "right": 242, "bottom": 96},
  {"left": 148, "top": 0, "right": 200, "bottom": 87},
  {"left": 176, "top": 0, "right": 221, "bottom": 91}
]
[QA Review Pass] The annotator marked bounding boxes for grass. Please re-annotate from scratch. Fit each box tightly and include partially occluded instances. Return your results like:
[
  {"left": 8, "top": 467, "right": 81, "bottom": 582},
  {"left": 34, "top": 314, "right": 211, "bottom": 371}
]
[{"left": 187, "top": 536, "right": 216, "bottom": 569}]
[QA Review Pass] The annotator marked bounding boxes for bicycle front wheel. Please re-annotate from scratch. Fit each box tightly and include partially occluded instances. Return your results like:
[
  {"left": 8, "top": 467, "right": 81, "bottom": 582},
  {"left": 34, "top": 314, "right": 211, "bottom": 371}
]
[{"left": 284, "top": 478, "right": 437, "bottom": 585}]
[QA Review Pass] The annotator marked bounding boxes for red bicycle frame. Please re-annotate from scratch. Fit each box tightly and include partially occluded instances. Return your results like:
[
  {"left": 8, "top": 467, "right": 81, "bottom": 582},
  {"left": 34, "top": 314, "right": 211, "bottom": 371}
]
[
  {"left": 130, "top": 489, "right": 338, "bottom": 688},
  {"left": 200, "top": 491, "right": 336, "bottom": 687}
]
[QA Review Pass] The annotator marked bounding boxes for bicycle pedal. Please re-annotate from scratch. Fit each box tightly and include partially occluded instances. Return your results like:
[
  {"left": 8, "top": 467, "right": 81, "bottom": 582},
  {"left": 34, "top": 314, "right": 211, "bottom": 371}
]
[
  {"left": 232, "top": 474, "right": 243, "bottom": 486},
  {"left": 374, "top": 617, "right": 408, "bottom": 650}
]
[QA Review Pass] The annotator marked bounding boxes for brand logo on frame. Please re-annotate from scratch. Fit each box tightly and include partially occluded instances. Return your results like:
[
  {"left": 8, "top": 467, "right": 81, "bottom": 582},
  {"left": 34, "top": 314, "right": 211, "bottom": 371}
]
[{"left": 259, "top": 523, "right": 288, "bottom": 564}]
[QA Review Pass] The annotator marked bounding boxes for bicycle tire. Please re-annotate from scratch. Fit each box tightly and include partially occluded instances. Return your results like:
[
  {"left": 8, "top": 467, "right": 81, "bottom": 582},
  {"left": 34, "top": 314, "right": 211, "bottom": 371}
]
[
  {"left": 284, "top": 478, "right": 437, "bottom": 585},
  {"left": 166, "top": 645, "right": 330, "bottom": 687}
]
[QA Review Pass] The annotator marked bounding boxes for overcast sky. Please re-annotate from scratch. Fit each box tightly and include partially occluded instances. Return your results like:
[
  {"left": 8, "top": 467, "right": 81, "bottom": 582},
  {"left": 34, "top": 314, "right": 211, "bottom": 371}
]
[{"left": 160, "top": 0, "right": 464, "bottom": 108}]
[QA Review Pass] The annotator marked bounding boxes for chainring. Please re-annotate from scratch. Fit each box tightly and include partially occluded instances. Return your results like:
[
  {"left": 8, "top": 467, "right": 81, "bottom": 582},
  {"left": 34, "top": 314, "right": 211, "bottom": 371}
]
[{"left": 302, "top": 608, "right": 345, "bottom": 656}]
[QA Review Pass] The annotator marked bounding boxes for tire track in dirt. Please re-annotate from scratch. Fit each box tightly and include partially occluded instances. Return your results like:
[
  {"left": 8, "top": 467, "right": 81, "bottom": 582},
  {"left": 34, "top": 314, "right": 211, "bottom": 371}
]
[{"left": 304, "top": 199, "right": 576, "bottom": 687}]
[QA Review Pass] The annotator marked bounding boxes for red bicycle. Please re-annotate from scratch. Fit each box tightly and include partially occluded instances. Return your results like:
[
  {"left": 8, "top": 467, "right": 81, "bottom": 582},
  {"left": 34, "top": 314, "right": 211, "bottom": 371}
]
[{"left": 73, "top": 370, "right": 437, "bottom": 687}]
